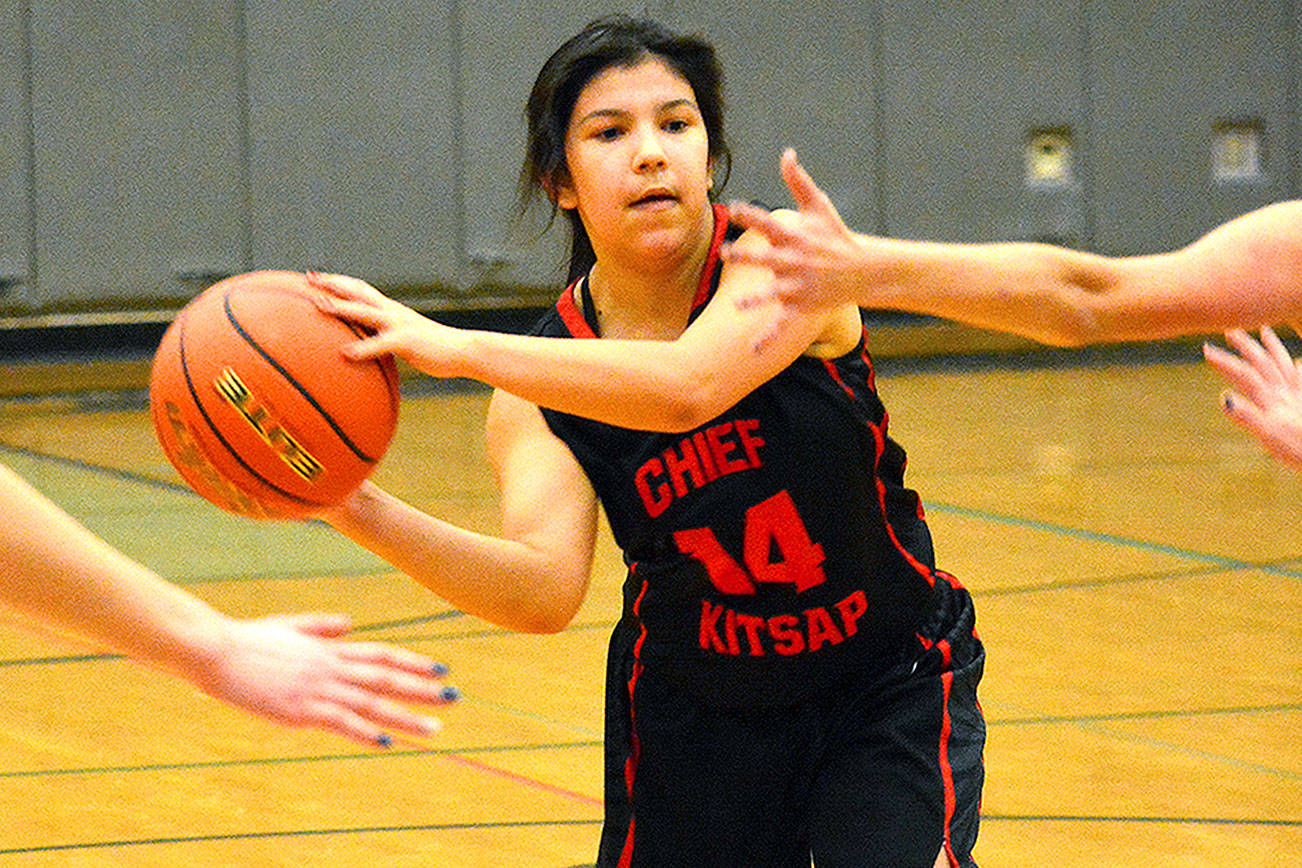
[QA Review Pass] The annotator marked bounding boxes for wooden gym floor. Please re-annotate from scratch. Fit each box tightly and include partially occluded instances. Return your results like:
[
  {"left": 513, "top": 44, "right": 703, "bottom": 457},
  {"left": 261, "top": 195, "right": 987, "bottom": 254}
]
[{"left": 0, "top": 335, "right": 1297, "bottom": 866}]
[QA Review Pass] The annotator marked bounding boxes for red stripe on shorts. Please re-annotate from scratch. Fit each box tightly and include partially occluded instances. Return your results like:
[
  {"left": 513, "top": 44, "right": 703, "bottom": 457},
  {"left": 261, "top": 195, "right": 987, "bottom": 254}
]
[
  {"left": 937, "top": 640, "right": 959, "bottom": 867},
  {"left": 618, "top": 574, "right": 651, "bottom": 868}
]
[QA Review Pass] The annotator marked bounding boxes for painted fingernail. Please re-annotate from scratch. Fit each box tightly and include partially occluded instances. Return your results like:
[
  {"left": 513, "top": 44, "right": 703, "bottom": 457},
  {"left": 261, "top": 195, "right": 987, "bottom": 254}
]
[
  {"left": 431, "top": 661, "right": 450, "bottom": 677},
  {"left": 440, "top": 686, "right": 461, "bottom": 702},
  {"left": 1220, "top": 391, "right": 1234, "bottom": 411},
  {"left": 376, "top": 733, "right": 393, "bottom": 748}
]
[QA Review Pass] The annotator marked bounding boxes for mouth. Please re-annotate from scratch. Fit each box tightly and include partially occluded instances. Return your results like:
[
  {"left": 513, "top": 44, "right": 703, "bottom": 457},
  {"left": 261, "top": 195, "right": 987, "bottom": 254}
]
[{"left": 629, "top": 189, "right": 678, "bottom": 209}]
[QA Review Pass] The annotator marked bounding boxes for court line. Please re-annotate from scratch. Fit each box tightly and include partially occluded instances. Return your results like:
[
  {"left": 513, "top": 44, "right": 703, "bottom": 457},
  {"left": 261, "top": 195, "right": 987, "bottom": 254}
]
[
  {"left": 0, "top": 738, "right": 603, "bottom": 779},
  {"left": 993, "top": 702, "right": 1301, "bottom": 727},
  {"left": 979, "top": 814, "right": 1301, "bottom": 826},
  {"left": 7, "top": 438, "right": 1300, "bottom": 584},
  {"left": 443, "top": 753, "right": 603, "bottom": 807},
  {"left": 0, "top": 610, "right": 467, "bottom": 668},
  {"left": 1, "top": 812, "right": 1295, "bottom": 856},
  {"left": 0, "top": 818, "right": 605, "bottom": 856},
  {"left": 927, "top": 500, "right": 1302, "bottom": 579},
  {"left": 0, "top": 440, "right": 189, "bottom": 495}
]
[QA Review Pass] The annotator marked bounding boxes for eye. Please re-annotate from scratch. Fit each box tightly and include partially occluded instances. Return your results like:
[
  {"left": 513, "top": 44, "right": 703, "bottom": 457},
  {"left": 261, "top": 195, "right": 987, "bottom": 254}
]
[
  {"left": 663, "top": 118, "right": 689, "bottom": 133},
  {"left": 593, "top": 125, "right": 623, "bottom": 142}
]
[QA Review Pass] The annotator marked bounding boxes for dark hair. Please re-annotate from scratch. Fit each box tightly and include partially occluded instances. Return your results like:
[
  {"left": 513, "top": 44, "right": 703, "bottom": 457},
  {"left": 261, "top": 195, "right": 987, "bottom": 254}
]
[{"left": 519, "top": 16, "right": 731, "bottom": 283}]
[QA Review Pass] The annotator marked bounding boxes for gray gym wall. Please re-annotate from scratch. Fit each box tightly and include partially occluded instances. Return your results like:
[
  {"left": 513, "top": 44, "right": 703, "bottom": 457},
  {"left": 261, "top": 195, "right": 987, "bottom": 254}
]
[{"left": 0, "top": 1, "right": 1297, "bottom": 319}]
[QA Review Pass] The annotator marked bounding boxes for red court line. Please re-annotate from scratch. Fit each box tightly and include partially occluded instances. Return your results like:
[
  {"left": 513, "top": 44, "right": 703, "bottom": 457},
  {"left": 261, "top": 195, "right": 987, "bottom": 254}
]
[{"left": 443, "top": 752, "right": 603, "bottom": 808}]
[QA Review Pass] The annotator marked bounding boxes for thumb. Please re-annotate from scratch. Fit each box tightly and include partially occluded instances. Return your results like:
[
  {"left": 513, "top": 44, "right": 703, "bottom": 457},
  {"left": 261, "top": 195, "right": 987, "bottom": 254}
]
[
  {"left": 276, "top": 612, "right": 354, "bottom": 639},
  {"left": 343, "top": 334, "right": 395, "bottom": 361}
]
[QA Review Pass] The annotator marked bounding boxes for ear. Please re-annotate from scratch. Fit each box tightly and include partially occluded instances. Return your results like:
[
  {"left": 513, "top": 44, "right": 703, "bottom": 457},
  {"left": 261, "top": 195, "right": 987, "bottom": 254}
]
[{"left": 552, "top": 176, "right": 578, "bottom": 211}]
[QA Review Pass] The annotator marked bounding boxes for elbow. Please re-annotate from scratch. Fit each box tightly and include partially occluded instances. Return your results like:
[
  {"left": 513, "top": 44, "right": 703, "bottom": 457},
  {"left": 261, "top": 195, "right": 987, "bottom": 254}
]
[
  {"left": 656, "top": 373, "right": 730, "bottom": 433},
  {"left": 510, "top": 565, "right": 587, "bottom": 635},
  {"left": 515, "top": 611, "right": 575, "bottom": 635},
  {"left": 1031, "top": 288, "right": 1108, "bottom": 348}
]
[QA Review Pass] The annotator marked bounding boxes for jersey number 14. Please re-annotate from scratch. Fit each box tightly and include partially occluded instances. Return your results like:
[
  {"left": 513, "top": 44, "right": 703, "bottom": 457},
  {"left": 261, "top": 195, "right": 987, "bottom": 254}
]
[{"left": 673, "top": 489, "right": 827, "bottom": 595}]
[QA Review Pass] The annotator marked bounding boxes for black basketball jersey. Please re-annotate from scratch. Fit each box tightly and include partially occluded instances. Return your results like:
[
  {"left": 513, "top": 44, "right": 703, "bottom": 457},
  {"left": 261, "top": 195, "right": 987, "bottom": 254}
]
[{"left": 532, "top": 205, "right": 941, "bottom": 705}]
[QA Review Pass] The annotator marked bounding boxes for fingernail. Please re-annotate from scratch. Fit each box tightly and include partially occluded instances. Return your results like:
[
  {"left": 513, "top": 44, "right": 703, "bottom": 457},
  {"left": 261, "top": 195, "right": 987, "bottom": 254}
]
[
  {"left": 1220, "top": 391, "right": 1234, "bottom": 411},
  {"left": 440, "top": 686, "right": 461, "bottom": 702},
  {"left": 376, "top": 733, "right": 393, "bottom": 748},
  {"left": 431, "top": 661, "right": 450, "bottom": 677}
]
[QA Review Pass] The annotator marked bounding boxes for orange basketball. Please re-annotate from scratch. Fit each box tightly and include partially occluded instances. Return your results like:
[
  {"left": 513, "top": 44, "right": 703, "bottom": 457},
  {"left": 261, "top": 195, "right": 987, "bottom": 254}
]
[{"left": 149, "top": 270, "right": 399, "bottom": 520}]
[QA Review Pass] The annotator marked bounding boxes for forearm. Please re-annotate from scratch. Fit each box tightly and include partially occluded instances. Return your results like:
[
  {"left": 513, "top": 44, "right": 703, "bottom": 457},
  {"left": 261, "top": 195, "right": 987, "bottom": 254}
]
[
  {"left": 321, "top": 484, "right": 587, "bottom": 633},
  {"left": 858, "top": 237, "right": 1125, "bottom": 347},
  {"left": 856, "top": 200, "right": 1302, "bottom": 344},
  {"left": 0, "top": 465, "right": 230, "bottom": 676},
  {"left": 457, "top": 329, "right": 731, "bottom": 431}
]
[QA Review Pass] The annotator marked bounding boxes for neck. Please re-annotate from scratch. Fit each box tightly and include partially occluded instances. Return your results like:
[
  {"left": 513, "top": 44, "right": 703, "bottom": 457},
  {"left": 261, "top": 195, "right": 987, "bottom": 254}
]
[{"left": 585, "top": 209, "right": 716, "bottom": 339}]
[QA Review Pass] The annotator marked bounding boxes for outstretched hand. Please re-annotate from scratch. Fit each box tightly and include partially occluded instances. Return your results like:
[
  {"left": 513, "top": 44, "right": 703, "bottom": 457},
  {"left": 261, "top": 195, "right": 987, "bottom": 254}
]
[
  {"left": 1203, "top": 326, "right": 1302, "bottom": 473},
  {"left": 190, "top": 611, "right": 458, "bottom": 748},
  {"left": 306, "top": 272, "right": 471, "bottom": 379},
  {"left": 724, "top": 149, "right": 872, "bottom": 350}
]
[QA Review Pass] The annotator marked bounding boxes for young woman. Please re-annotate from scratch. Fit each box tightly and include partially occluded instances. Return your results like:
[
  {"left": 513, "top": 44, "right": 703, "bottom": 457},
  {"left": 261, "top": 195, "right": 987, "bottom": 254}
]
[
  {"left": 0, "top": 461, "right": 454, "bottom": 746},
  {"left": 311, "top": 17, "right": 983, "bottom": 867},
  {"left": 723, "top": 149, "right": 1302, "bottom": 471}
]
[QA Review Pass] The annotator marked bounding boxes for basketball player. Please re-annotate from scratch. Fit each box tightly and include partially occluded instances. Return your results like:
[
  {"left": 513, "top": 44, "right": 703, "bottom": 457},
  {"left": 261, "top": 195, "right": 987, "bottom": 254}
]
[
  {"left": 311, "top": 17, "right": 982, "bottom": 866},
  {"left": 0, "top": 460, "right": 454, "bottom": 746},
  {"left": 722, "top": 150, "right": 1302, "bottom": 471}
]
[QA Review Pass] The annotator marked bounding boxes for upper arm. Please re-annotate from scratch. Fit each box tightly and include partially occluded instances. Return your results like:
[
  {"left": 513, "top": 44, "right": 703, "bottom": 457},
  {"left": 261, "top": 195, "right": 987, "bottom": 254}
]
[
  {"left": 486, "top": 388, "right": 598, "bottom": 593},
  {"left": 1093, "top": 200, "right": 1302, "bottom": 340}
]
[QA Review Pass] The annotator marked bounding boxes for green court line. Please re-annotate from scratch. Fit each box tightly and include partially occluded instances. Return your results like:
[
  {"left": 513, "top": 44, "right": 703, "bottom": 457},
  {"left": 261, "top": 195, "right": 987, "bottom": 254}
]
[
  {"left": 926, "top": 500, "right": 1302, "bottom": 580},
  {"left": 993, "top": 702, "right": 1301, "bottom": 727},
  {"left": 0, "top": 818, "right": 604, "bottom": 856},
  {"left": 0, "top": 440, "right": 188, "bottom": 495},
  {"left": 1075, "top": 718, "right": 1302, "bottom": 782},
  {"left": 2, "top": 812, "right": 1296, "bottom": 856},
  {"left": 978, "top": 814, "right": 1300, "bottom": 826},
  {"left": 0, "top": 738, "right": 603, "bottom": 780}
]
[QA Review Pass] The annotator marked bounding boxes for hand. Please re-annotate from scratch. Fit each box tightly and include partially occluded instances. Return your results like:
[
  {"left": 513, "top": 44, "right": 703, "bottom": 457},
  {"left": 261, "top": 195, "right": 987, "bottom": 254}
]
[
  {"left": 725, "top": 149, "right": 868, "bottom": 314},
  {"left": 306, "top": 272, "right": 472, "bottom": 378},
  {"left": 1203, "top": 326, "right": 1302, "bottom": 473},
  {"left": 188, "top": 611, "right": 458, "bottom": 748}
]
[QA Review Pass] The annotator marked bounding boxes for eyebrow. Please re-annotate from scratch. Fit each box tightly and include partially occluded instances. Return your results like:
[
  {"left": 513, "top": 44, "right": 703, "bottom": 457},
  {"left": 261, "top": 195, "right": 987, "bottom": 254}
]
[{"left": 574, "top": 98, "right": 699, "bottom": 127}]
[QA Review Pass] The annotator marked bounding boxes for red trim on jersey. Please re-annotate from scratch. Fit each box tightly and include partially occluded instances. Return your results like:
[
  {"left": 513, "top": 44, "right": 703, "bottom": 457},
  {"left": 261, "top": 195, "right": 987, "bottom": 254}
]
[
  {"left": 553, "top": 203, "right": 728, "bottom": 339},
  {"left": 689, "top": 203, "right": 732, "bottom": 313},
  {"left": 821, "top": 356, "right": 937, "bottom": 587},
  {"left": 555, "top": 281, "right": 597, "bottom": 338},
  {"left": 937, "top": 641, "right": 960, "bottom": 868},
  {"left": 618, "top": 572, "right": 651, "bottom": 868}
]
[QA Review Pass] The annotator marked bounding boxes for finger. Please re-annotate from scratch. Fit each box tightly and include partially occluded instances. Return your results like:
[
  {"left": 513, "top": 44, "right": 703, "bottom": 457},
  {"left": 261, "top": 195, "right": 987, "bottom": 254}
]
[
  {"left": 343, "top": 663, "right": 461, "bottom": 709},
  {"left": 1203, "top": 342, "right": 1268, "bottom": 403},
  {"left": 326, "top": 683, "right": 447, "bottom": 735},
  {"left": 727, "top": 202, "right": 799, "bottom": 248},
  {"left": 306, "top": 271, "right": 380, "bottom": 303},
  {"left": 1224, "top": 329, "right": 1284, "bottom": 387},
  {"left": 303, "top": 697, "right": 436, "bottom": 747},
  {"left": 315, "top": 296, "right": 386, "bottom": 329},
  {"left": 1258, "top": 326, "right": 1299, "bottom": 385},
  {"left": 337, "top": 640, "right": 454, "bottom": 679},
  {"left": 780, "top": 149, "right": 839, "bottom": 219},
  {"left": 1217, "top": 391, "right": 1289, "bottom": 465}
]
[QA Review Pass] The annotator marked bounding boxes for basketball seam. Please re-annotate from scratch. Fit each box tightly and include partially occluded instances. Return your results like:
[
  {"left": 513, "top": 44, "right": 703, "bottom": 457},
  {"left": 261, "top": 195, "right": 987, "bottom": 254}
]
[
  {"left": 178, "top": 323, "right": 320, "bottom": 508},
  {"left": 223, "top": 292, "right": 379, "bottom": 464},
  {"left": 340, "top": 319, "right": 401, "bottom": 414}
]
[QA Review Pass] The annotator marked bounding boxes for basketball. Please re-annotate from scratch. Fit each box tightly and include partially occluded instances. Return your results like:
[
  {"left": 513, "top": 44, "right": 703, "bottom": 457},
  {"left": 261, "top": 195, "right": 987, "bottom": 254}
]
[{"left": 149, "top": 270, "right": 400, "bottom": 519}]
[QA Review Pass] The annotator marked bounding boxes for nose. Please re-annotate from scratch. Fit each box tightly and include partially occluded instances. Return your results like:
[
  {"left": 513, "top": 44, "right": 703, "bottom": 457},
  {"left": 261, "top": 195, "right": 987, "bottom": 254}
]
[{"left": 632, "top": 126, "right": 668, "bottom": 172}]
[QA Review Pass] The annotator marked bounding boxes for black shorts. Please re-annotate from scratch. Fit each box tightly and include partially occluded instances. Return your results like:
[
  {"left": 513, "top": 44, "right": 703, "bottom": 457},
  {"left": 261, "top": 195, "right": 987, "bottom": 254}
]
[{"left": 596, "top": 576, "right": 985, "bottom": 868}]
